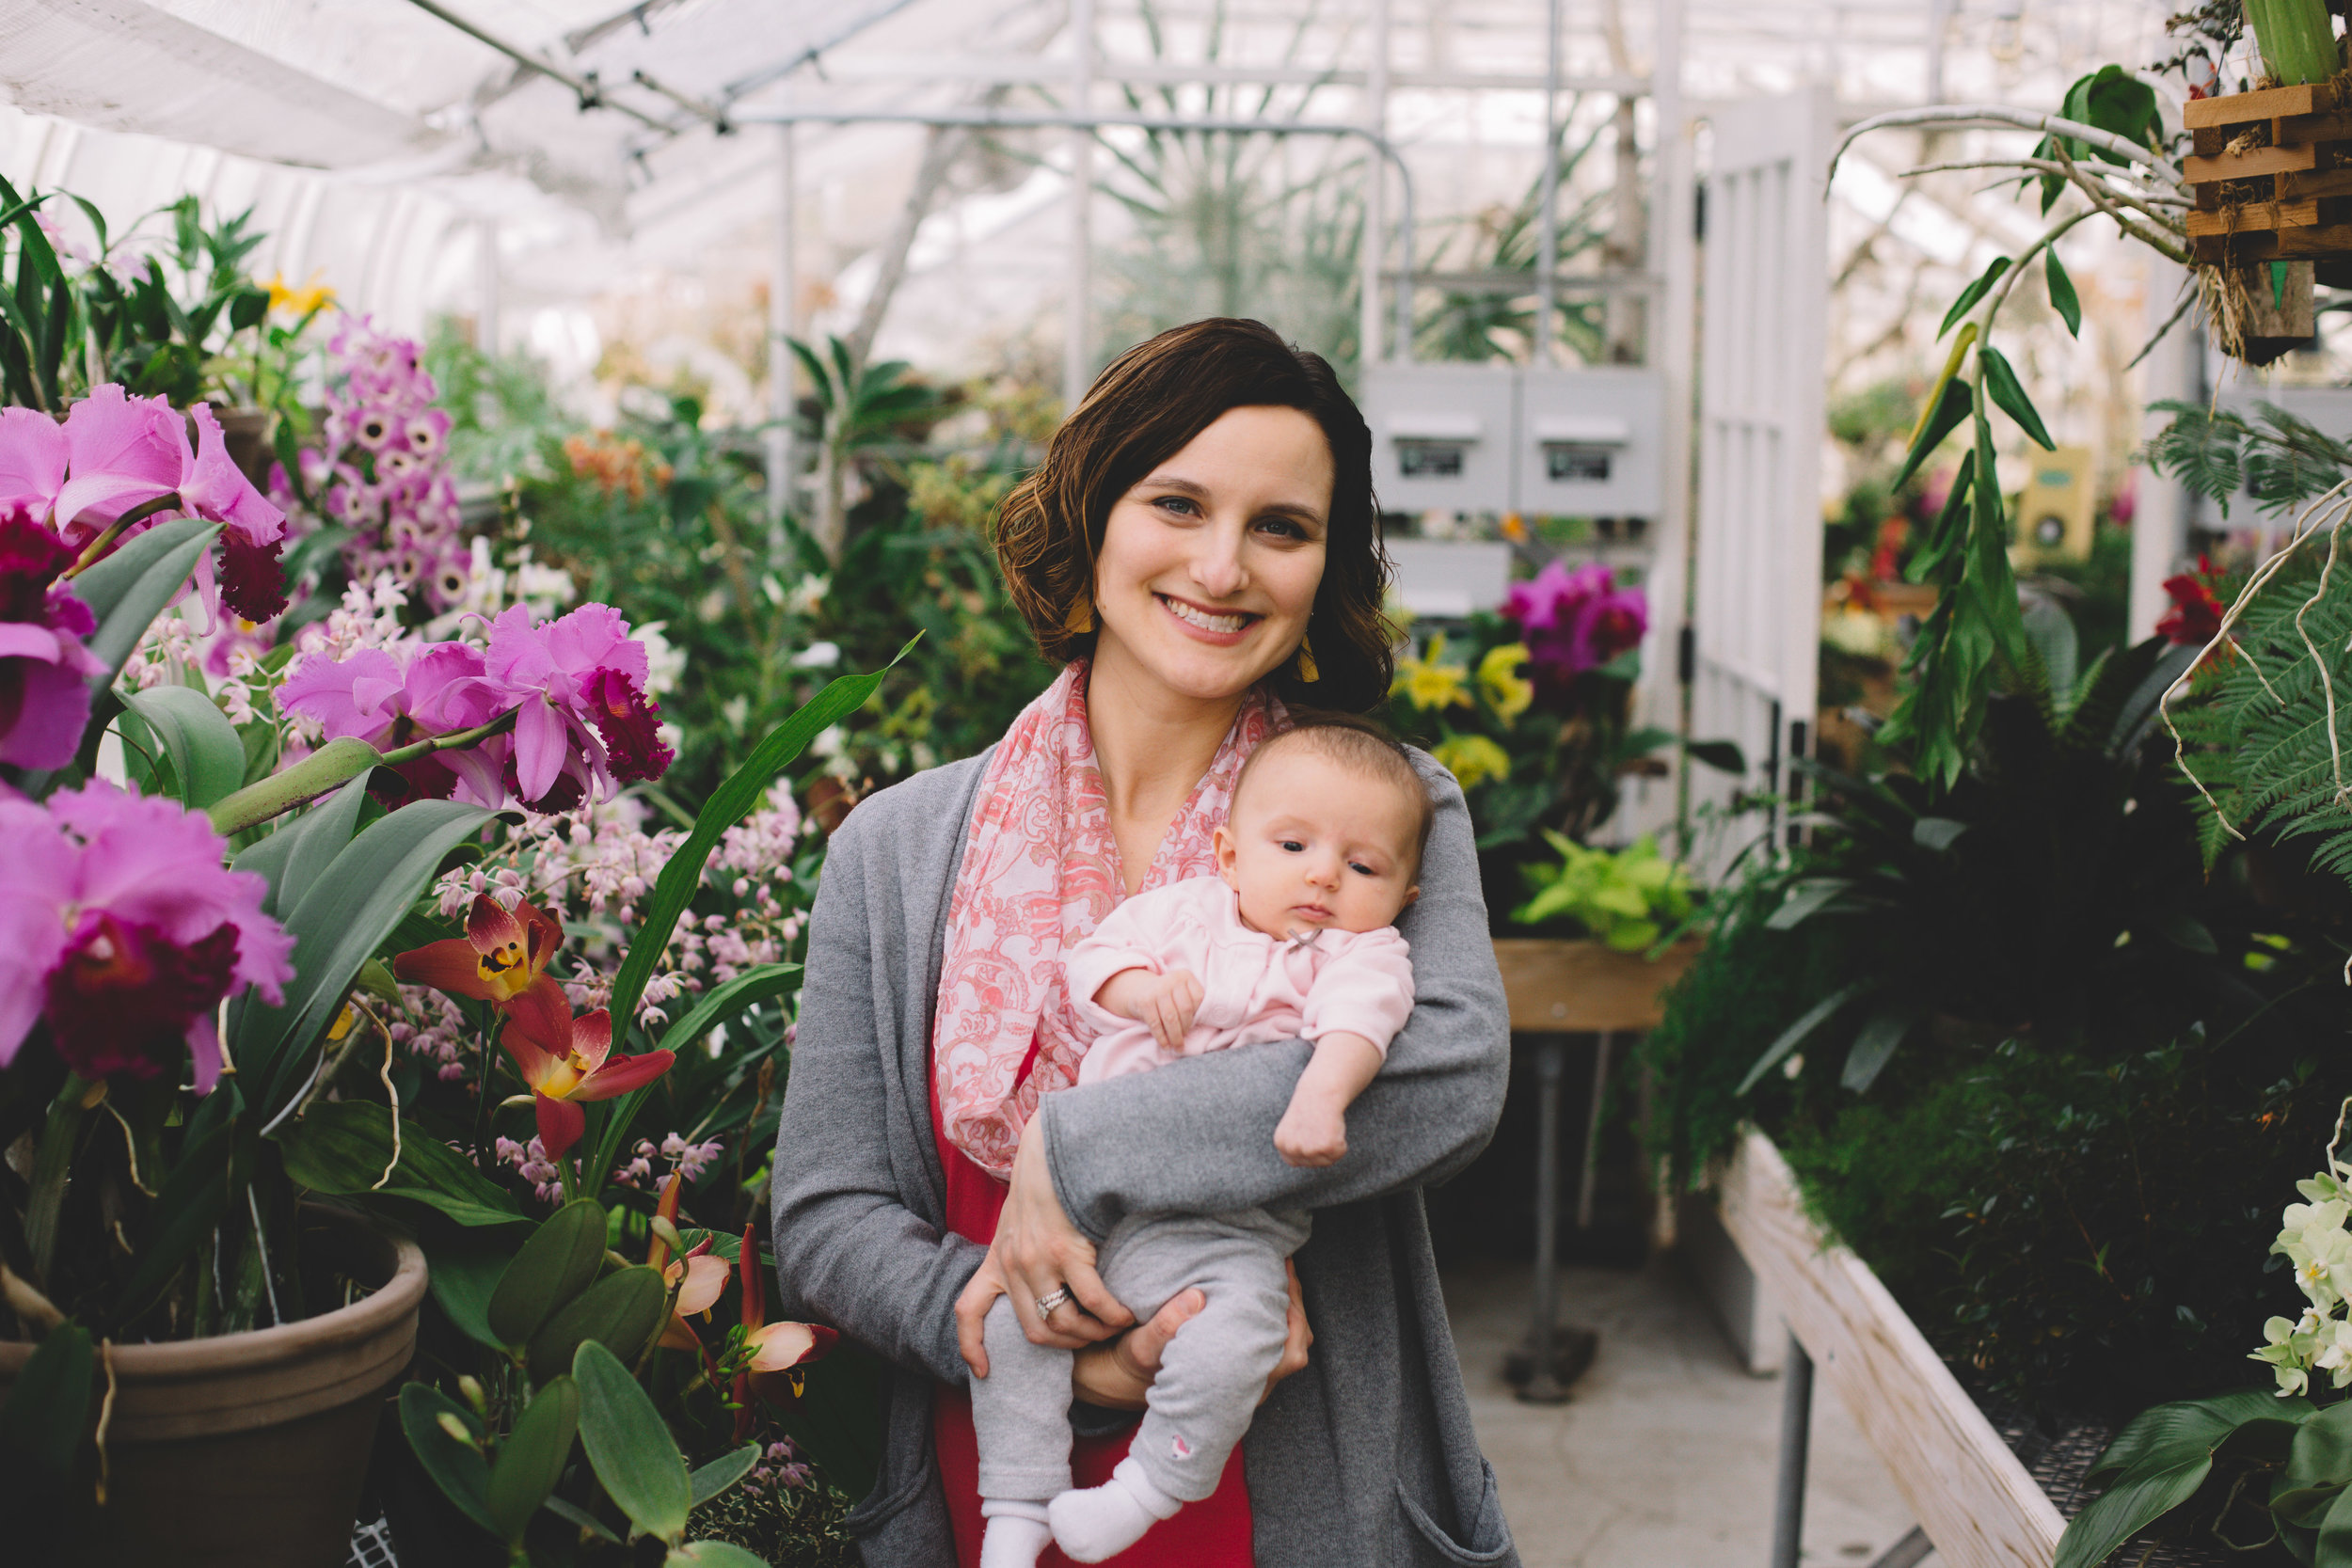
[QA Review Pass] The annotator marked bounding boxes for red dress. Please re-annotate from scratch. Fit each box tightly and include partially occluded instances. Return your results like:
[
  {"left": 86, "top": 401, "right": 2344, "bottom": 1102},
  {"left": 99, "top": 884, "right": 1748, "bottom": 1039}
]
[{"left": 928, "top": 1062, "right": 1255, "bottom": 1567}]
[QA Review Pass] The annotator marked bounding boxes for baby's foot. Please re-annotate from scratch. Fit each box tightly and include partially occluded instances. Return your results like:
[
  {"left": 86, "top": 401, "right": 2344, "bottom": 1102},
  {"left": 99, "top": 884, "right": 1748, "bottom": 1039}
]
[
  {"left": 979, "top": 1499, "right": 1053, "bottom": 1568},
  {"left": 1048, "top": 1457, "right": 1182, "bottom": 1562}
]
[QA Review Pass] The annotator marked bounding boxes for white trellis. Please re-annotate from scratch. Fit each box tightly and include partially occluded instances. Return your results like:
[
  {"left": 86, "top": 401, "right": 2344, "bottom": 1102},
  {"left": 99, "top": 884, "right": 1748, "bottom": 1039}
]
[{"left": 1687, "top": 87, "right": 1834, "bottom": 879}]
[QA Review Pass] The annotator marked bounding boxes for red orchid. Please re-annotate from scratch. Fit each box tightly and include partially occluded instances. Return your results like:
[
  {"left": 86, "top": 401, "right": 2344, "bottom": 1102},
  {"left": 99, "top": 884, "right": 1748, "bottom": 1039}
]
[
  {"left": 2158, "top": 556, "right": 2226, "bottom": 648},
  {"left": 732, "top": 1220, "right": 835, "bottom": 1438},
  {"left": 500, "top": 985, "right": 674, "bottom": 1161},
  {"left": 394, "top": 894, "right": 565, "bottom": 1010},
  {"left": 647, "top": 1173, "right": 732, "bottom": 1352}
]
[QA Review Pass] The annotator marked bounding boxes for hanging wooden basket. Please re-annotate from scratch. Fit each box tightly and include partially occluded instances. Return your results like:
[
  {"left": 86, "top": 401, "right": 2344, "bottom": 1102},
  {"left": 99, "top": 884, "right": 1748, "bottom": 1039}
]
[
  {"left": 2182, "top": 82, "right": 2341, "bottom": 361},
  {"left": 2185, "top": 81, "right": 2352, "bottom": 263}
]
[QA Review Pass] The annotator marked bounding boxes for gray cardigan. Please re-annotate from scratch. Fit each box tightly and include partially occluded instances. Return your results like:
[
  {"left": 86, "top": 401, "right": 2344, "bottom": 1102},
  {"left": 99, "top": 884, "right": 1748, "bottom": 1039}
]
[{"left": 771, "top": 744, "right": 1518, "bottom": 1567}]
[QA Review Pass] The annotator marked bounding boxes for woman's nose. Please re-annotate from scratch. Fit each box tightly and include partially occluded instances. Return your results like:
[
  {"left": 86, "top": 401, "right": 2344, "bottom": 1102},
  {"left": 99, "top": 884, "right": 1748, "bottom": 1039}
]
[{"left": 1189, "top": 521, "right": 1248, "bottom": 598}]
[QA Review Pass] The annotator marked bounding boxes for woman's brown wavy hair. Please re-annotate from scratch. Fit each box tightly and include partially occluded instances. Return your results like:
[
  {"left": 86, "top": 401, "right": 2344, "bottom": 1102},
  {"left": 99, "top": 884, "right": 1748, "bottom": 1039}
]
[{"left": 993, "top": 317, "right": 1394, "bottom": 712}]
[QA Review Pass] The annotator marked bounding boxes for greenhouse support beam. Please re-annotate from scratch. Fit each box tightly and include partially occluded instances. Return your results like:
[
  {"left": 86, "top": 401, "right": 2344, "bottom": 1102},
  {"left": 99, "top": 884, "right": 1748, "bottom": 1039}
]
[
  {"left": 814, "top": 55, "right": 1651, "bottom": 97},
  {"left": 769, "top": 121, "right": 797, "bottom": 533},
  {"left": 1535, "top": 0, "right": 1563, "bottom": 366},
  {"left": 1360, "top": 0, "right": 1391, "bottom": 366},
  {"left": 400, "top": 0, "right": 670, "bottom": 131},
  {"left": 1066, "top": 0, "right": 1096, "bottom": 411},
  {"left": 732, "top": 106, "right": 1419, "bottom": 364}
]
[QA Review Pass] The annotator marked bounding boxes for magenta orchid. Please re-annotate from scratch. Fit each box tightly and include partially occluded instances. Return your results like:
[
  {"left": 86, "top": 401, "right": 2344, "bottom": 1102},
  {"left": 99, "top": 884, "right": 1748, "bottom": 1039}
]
[
  {"left": 278, "top": 641, "right": 510, "bottom": 804},
  {"left": 0, "top": 386, "right": 288, "bottom": 626},
  {"left": 0, "top": 782, "right": 295, "bottom": 1090},
  {"left": 1502, "top": 561, "right": 1648, "bottom": 683},
  {"left": 0, "top": 508, "right": 105, "bottom": 769}
]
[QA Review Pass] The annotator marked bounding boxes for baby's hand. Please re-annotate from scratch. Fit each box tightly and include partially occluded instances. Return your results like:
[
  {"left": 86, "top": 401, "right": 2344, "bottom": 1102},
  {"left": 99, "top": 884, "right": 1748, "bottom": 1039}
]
[
  {"left": 1095, "top": 969, "right": 1203, "bottom": 1053},
  {"left": 1274, "top": 1095, "right": 1348, "bottom": 1167}
]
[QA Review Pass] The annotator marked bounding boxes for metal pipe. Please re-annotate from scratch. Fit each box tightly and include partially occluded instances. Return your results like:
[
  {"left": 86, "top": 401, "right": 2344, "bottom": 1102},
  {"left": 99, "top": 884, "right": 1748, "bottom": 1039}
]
[
  {"left": 1575, "top": 1031, "right": 1613, "bottom": 1229},
  {"left": 632, "top": 67, "right": 730, "bottom": 131},
  {"left": 768, "top": 121, "right": 797, "bottom": 536},
  {"left": 1535, "top": 0, "right": 1562, "bottom": 366},
  {"left": 1770, "top": 1335, "right": 1814, "bottom": 1568},
  {"left": 398, "top": 0, "right": 670, "bottom": 130},
  {"left": 729, "top": 105, "right": 1418, "bottom": 365},
  {"left": 1360, "top": 0, "right": 1391, "bottom": 368},
  {"left": 809, "top": 55, "right": 1650, "bottom": 96},
  {"left": 1066, "top": 0, "right": 1096, "bottom": 413},
  {"left": 715, "top": 0, "right": 930, "bottom": 108},
  {"left": 1521, "top": 1036, "right": 1567, "bottom": 1403}
]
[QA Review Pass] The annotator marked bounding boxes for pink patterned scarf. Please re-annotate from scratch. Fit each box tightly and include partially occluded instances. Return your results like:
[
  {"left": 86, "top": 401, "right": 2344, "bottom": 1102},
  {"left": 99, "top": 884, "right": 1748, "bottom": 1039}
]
[{"left": 932, "top": 661, "right": 1286, "bottom": 1177}]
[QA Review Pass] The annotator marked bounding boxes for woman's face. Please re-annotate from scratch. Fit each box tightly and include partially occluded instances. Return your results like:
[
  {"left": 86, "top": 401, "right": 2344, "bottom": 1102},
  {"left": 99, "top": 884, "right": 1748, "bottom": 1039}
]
[{"left": 1089, "top": 404, "right": 1333, "bottom": 705}]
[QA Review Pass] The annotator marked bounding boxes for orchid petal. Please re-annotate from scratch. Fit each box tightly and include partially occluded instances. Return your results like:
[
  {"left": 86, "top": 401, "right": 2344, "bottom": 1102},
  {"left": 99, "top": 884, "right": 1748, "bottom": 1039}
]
[
  {"left": 570, "top": 1048, "right": 673, "bottom": 1101},
  {"left": 675, "top": 1253, "right": 731, "bottom": 1316},
  {"left": 0, "top": 657, "right": 95, "bottom": 769},
  {"left": 187, "top": 1012, "right": 223, "bottom": 1096},
  {"left": 534, "top": 1093, "right": 586, "bottom": 1161},
  {"left": 179, "top": 404, "right": 285, "bottom": 544},
  {"left": 391, "top": 936, "right": 501, "bottom": 1003},
  {"left": 500, "top": 982, "right": 575, "bottom": 1069},
  {"left": 511, "top": 698, "right": 565, "bottom": 804},
  {"left": 569, "top": 1007, "right": 612, "bottom": 1073},
  {"left": 0, "top": 405, "right": 67, "bottom": 514},
  {"left": 0, "top": 623, "right": 62, "bottom": 660},
  {"left": 745, "top": 1321, "right": 830, "bottom": 1373},
  {"left": 55, "top": 386, "right": 188, "bottom": 530}
]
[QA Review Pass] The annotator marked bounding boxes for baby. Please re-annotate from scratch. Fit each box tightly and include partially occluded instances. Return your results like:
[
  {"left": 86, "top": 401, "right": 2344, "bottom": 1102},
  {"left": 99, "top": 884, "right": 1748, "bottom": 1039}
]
[{"left": 972, "top": 718, "right": 1431, "bottom": 1566}]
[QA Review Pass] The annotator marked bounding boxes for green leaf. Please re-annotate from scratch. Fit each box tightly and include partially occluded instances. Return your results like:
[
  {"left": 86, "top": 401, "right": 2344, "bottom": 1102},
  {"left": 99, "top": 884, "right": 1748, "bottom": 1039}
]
[
  {"left": 69, "top": 516, "right": 221, "bottom": 679},
  {"left": 423, "top": 1233, "right": 513, "bottom": 1351},
  {"left": 1893, "top": 375, "right": 1974, "bottom": 493},
  {"left": 1683, "top": 738, "right": 1745, "bottom": 774},
  {"left": 398, "top": 1383, "right": 493, "bottom": 1533},
  {"left": 0, "top": 1323, "right": 91, "bottom": 1481},
  {"left": 2055, "top": 1455, "right": 2212, "bottom": 1568},
  {"left": 1764, "top": 878, "right": 1854, "bottom": 930},
  {"left": 1979, "top": 346, "right": 2056, "bottom": 451},
  {"left": 590, "top": 647, "right": 914, "bottom": 1196},
  {"left": 486, "top": 1376, "right": 580, "bottom": 1546},
  {"left": 667, "top": 1543, "right": 773, "bottom": 1568},
  {"left": 277, "top": 1101, "right": 523, "bottom": 1227},
  {"left": 228, "top": 799, "right": 499, "bottom": 1120},
  {"left": 606, "top": 649, "right": 913, "bottom": 1033},
  {"left": 488, "top": 1198, "right": 610, "bottom": 1349},
  {"left": 689, "top": 1445, "right": 762, "bottom": 1509},
  {"left": 575, "top": 1339, "right": 691, "bottom": 1543},
  {"left": 2058, "top": 65, "right": 2164, "bottom": 162},
  {"left": 528, "top": 1265, "right": 668, "bottom": 1385},
  {"left": 2287, "top": 1401, "right": 2352, "bottom": 1492},
  {"left": 1840, "top": 1000, "right": 1927, "bottom": 1093},
  {"left": 1940, "top": 257, "right": 2010, "bottom": 338},
  {"left": 2317, "top": 1477, "right": 2352, "bottom": 1568},
  {"left": 1913, "top": 817, "right": 1967, "bottom": 852},
  {"left": 121, "top": 685, "right": 246, "bottom": 809},
  {"left": 2093, "top": 1392, "right": 2309, "bottom": 1485},
  {"left": 657, "top": 964, "right": 802, "bottom": 1056},
  {"left": 1738, "top": 980, "right": 1870, "bottom": 1094},
  {"left": 544, "top": 1495, "right": 622, "bottom": 1543},
  {"left": 243, "top": 774, "right": 372, "bottom": 921}
]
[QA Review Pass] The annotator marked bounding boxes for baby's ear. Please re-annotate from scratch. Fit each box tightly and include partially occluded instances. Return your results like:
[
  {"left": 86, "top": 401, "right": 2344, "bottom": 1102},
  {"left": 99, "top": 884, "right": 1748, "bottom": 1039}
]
[
  {"left": 1214, "top": 825, "right": 1240, "bottom": 883},
  {"left": 1404, "top": 885, "right": 1421, "bottom": 906}
]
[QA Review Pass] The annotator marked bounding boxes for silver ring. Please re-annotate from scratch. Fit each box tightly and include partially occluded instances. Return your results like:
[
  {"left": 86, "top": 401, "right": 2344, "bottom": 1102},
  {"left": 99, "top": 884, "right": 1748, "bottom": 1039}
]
[{"left": 1035, "top": 1287, "right": 1072, "bottom": 1317}]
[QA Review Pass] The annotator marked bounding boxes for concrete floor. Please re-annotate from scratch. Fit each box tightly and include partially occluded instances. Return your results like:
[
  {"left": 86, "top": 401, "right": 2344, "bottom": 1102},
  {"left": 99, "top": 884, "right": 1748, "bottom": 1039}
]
[{"left": 1443, "top": 1258, "right": 1937, "bottom": 1568}]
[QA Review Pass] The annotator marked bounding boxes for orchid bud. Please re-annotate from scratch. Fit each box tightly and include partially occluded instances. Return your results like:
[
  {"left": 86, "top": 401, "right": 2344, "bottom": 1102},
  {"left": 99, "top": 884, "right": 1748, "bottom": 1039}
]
[
  {"left": 456, "top": 1374, "right": 485, "bottom": 1415},
  {"left": 649, "top": 1214, "right": 686, "bottom": 1260},
  {"left": 437, "top": 1412, "right": 478, "bottom": 1448}
]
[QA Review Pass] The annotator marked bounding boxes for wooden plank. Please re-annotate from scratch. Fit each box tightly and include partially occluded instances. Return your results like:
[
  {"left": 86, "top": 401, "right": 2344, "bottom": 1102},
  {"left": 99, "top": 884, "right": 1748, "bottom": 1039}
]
[
  {"left": 2279, "top": 110, "right": 2352, "bottom": 143},
  {"left": 2276, "top": 223, "right": 2352, "bottom": 257},
  {"left": 2185, "top": 142, "right": 2319, "bottom": 181},
  {"left": 1492, "top": 937, "right": 1699, "bottom": 1034},
  {"left": 2187, "top": 198, "right": 2321, "bottom": 235},
  {"left": 2186, "top": 82, "right": 2335, "bottom": 128},
  {"left": 2281, "top": 167, "right": 2352, "bottom": 200},
  {"left": 1717, "top": 1130, "right": 2064, "bottom": 1568}
]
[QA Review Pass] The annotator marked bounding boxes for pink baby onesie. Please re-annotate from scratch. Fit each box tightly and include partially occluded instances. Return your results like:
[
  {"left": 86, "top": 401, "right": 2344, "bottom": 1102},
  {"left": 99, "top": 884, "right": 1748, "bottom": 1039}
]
[{"left": 1063, "top": 875, "right": 1416, "bottom": 1085}]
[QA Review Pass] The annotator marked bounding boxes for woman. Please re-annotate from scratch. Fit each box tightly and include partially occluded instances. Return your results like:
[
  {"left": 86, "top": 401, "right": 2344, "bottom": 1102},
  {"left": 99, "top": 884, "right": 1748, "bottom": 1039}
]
[{"left": 771, "top": 318, "right": 1515, "bottom": 1567}]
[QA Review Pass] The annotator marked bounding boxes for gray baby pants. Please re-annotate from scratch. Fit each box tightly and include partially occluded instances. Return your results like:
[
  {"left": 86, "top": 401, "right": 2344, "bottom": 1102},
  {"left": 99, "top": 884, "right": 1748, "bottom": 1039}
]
[{"left": 971, "top": 1206, "right": 1311, "bottom": 1505}]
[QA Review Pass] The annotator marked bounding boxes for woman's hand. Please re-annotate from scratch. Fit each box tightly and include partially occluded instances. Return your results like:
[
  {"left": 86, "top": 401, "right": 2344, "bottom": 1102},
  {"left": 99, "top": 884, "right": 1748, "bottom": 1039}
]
[
  {"left": 956, "top": 1121, "right": 1135, "bottom": 1375},
  {"left": 1070, "top": 1259, "right": 1313, "bottom": 1411}
]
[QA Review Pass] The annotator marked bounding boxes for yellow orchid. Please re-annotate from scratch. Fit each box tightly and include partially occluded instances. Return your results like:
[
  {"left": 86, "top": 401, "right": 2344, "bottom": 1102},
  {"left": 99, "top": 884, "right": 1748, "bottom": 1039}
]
[
  {"left": 266, "top": 269, "right": 335, "bottom": 317},
  {"left": 1432, "top": 734, "right": 1513, "bottom": 791},
  {"left": 1391, "top": 634, "right": 1471, "bottom": 712},
  {"left": 1478, "top": 643, "right": 1534, "bottom": 723}
]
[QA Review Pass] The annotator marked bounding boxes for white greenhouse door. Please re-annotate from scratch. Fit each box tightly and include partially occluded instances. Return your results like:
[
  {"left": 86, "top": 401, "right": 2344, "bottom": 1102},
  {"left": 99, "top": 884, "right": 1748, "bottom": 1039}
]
[{"left": 1687, "top": 87, "right": 1831, "bottom": 878}]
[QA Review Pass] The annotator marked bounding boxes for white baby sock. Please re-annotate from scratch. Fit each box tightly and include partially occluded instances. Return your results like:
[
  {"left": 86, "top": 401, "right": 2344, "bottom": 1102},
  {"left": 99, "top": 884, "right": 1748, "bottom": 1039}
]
[
  {"left": 979, "top": 1498, "right": 1054, "bottom": 1568},
  {"left": 1048, "top": 1456, "right": 1183, "bottom": 1563}
]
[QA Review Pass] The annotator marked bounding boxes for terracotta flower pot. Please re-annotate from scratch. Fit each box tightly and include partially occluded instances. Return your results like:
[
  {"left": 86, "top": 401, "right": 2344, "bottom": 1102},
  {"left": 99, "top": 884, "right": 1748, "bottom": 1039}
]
[{"left": 0, "top": 1207, "right": 426, "bottom": 1568}]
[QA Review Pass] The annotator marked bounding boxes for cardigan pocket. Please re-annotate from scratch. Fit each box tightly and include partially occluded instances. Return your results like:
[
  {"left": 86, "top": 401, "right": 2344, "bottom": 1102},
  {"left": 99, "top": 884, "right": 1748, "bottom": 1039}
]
[
  {"left": 843, "top": 1372, "right": 938, "bottom": 1539},
  {"left": 1393, "top": 1460, "right": 1514, "bottom": 1564}
]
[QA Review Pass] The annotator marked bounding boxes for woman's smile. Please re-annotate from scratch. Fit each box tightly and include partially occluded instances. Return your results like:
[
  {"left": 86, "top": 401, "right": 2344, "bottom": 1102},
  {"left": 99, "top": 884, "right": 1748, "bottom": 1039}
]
[{"left": 1156, "top": 591, "right": 1262, "bottom": 642}]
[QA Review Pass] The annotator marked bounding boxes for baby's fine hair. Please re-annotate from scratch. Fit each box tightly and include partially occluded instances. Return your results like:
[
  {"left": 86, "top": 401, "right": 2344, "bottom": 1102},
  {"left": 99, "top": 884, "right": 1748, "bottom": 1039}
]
[{"left": 1233, "top": 713, "right": 1438, "bottom": 869}]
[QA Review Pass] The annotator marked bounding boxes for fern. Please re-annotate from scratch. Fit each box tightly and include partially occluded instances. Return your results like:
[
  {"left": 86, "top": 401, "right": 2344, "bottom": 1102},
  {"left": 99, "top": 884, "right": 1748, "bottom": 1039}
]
[{"left": 2173, "top": 562, "right": 2352, "bottom": 881}]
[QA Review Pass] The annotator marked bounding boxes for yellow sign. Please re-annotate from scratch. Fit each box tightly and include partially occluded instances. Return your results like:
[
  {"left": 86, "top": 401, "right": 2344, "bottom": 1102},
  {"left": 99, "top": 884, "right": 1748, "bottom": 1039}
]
[{"left": 2012, "top": 445, "right": 2095, "bottom": 564}]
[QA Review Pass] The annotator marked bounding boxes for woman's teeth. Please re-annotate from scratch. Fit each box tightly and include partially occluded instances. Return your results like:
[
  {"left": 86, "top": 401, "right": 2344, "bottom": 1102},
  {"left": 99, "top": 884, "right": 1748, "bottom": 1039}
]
[{"left": 1163, "top": 596, "right": 1249, "bottom": 633}]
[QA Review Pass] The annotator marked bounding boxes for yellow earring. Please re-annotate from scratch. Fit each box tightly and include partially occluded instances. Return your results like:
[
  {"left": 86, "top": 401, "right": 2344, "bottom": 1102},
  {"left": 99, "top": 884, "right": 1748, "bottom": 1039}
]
[
  {"left": 1064, "top": 597, "right": 1096, "bottom": 634},
  {"left": 1296, "top": 638, "right": 1320, "bottom": 682}
]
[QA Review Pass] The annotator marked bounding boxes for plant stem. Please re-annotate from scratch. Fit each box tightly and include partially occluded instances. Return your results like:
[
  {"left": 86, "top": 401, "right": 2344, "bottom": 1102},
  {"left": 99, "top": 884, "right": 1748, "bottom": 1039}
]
[
  {"left": 472, "top": 1014, "right": 500, "bottom": 1180},
  {"left": 206, "top": 708, "right": 520, "bottom": 835},
  {"left": 63, "top": 491, "right": 188, "bottom": 577},
  {"left": 24, "top": 1078, "right": 90, "bottom": 1288}
]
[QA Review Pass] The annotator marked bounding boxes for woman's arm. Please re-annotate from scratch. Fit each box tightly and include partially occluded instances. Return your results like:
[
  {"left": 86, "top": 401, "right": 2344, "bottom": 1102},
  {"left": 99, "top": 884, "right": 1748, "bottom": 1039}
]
[
  {"left": 770, "top": 809, "right": 986, "bottom": 1388},
  {"left": 1034, "top": 758, "right": 1508, "bottom": 1241}
]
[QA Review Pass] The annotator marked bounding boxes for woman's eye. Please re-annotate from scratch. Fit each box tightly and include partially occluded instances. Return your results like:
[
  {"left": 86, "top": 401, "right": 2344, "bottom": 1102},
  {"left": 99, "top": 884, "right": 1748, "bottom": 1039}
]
[
  {"left": 1253, "top": 516, "right": 1304, "bottom": 539},
  {"left": 1154, "top": 495, "right": 1199, "bottom": 517}
]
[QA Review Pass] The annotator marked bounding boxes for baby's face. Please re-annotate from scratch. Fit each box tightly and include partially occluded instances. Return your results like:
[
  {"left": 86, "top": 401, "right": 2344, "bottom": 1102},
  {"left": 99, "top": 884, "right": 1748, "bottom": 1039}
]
[{"left": 1215, "top": 744, "right": 1422, "bottom": 938}]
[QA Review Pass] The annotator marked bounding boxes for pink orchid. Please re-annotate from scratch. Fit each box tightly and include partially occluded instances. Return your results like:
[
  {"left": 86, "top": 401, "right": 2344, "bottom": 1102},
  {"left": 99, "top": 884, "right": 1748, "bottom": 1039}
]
[
  {"left": 0, "top": 509, "right": 105, "bottom": 769},
  {"left": 485, "top": 603, "right": 674, "bottom": 805},
  {"left": 52, "top": 385, "right": 186, "bottom": 543},
  {"left": 279, "top": 641, "right": 510, "bottom": 803},
  {"left": 0, "top": 407, "right": 66, "bottom": 518},
  {"left": 1503, "top": 562, "right": 1648, "bottom": 682},
  {"left": 0, "top": 782, "right": 294, "bottom": 1088}
]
